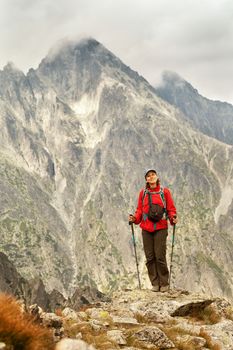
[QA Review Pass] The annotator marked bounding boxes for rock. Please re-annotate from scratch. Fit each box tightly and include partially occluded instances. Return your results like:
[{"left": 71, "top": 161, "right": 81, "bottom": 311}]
[
  {"left": 209, "top": 298, "right": 233, "bottom": 319},
  {"left": 55, "top": 338, "right": 96, "bottom": 350},
  {"left": 89, "top": 319, "right": 102, "bottom": 331},
  {"left": 171, "top": 299, "right": 215, "bottom": 317},
  {"left": 28, "top": 303, "right": 43, "bottom": 323},
  {"left": 112, "top": 315, "right": 139, "bottom": 325},
  {"left": 75, "top": 332, "right": 83, "bottom": 339},
  {"left": 41, "top": 312, "right": 63, "bottom": 328},
  {"left": 86, "top": 307, "right": 110, "bottom": 320},
  {"left": 62, "top": 307, "right": 80, "bottom": 321},
  {"left": 49, "top": 289, "right": 67, "bottom": 311},
  {"left": 190, "top": 336, "right": 207, "bottom": 348},
  {"left": 176, "top": 335, "right": 206, "bottom": 349},
  {"left": 129, "top": 301, "right": 173, "bottom": 323},
  {"left": 68, "top": 286, "right": 110, "bottom": 311},
  {"left": 107, "top": 330, "right": 127, "bottom": 345},
  {"left": 25, "top": 278, "right": 50, "bottom": 311},
  {"left": 0, "top": 252, "right": 28, "bottom": 299},
  {"left": 201, "top": 319, "right": 233, "bottom": 349},
  {"left": 134, "top": 326, "right": 175, "bottom": 349},
  {"left": 77, "top": 311, "right": 89, "bottom": 321}
]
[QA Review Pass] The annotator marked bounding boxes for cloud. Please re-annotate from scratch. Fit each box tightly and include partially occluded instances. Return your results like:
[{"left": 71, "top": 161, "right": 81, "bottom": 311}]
[{"left": 0, "top": 0, "right": 233, "bottom": 103}]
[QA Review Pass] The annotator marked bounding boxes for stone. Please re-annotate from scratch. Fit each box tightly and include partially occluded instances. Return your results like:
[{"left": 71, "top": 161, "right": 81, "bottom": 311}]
[
  {"left": 171, "top": 299, "right": 215, "bottom": 317},
  {"left": 55, "top": 338, "right": 96, "bottom": 350},
  {"left": 134, "top": 326, "right": 175, "bottom": 349},
  {"left": 62, "top": 307, "right": 80, "bottom": 321},
  {"left": 112, "top": 315, "right": 139, "bottom": 325},
  {"left": 86, "top": 307, "right": 108, "bottom": 320},
  {"left": 176, "top": 335, "right": 206, "bottom": 349},
  {"left": 41, "top": 312, "right": 63, "bottom": 328},
  {"left": 77, "top": 311, "right": 89, "bottom": 321},
  {"left": 107, "top": 330, "right": 127, "bottom": 345},
  {"left": 202, "top": 319, "right": 233, "bottom": 349},
  {"left": 75, "top": 332, "right": 83, "bottom": 339},
  {"left": 89, "top": 319, "right": 102, "bottom": 331}
]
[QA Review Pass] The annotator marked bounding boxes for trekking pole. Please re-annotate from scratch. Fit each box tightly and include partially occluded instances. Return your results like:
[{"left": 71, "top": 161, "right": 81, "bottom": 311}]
[
  {"left": 129, "top": 221, "right": 141, "bottom": 289},
  {"left": 169, "top": 216, "right": 177, "bottom": 290}
]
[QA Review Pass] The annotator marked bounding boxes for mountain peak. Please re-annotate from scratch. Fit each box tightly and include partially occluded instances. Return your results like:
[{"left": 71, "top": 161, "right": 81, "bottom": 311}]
[
  {"left": 39, "top": 37, "right": 108, "bottom": 69},
  {"left": 35, "top": 37, "right": 151, "bottom": 102},
  {"left": 162, "top": 70, "right": 185, "bottom": 83},
  {"left": 160, "top": 71, "right": 196, "bottom": 92},
  {"left": 2, "top": 62, "right": 24, "bottom": 78}
]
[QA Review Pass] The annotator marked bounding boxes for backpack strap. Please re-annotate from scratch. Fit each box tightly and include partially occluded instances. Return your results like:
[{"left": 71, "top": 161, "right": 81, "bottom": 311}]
[
  {"left": 143, "top": 188, "right": 166, "bottom": 207},
  {"left": 159, "top": 187, "right": 166, "bottom": 209},
  {"left": 142, "top": 187, "right": 168, "bottom": 219}
]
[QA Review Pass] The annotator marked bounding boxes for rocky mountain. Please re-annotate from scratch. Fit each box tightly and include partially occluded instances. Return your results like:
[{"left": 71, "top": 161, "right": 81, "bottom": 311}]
[
  {"left": 0, "top": 251, "right": 107, "bottom": 312},
  {"left": 0, "top": 38, "right": 233, "bottom": 301},
  {"left": 155, "top": 71, "right": 233, "bottom": 145},
  {"left": 0, "top": 251, "right": 66, "bottom": 310}
]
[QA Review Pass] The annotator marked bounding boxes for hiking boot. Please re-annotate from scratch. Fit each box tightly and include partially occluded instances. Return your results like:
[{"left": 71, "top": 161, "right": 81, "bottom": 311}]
[
  {"left": 152, "top": 285, "right": 159, "bottom": 292},
  {"left": 160, "top": 285, "right": 169, "bottom": 292}
]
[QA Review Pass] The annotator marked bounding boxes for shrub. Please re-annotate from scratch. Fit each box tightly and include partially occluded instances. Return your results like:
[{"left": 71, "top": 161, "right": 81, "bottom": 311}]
[{"left": 0, "top": 293, "right": 55, "bottom": 350}]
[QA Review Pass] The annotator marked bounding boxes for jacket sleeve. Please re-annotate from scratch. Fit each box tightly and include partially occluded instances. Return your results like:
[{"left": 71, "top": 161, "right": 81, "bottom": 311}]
[
  {"left": 164, "top": 188, "right": 177, "bottom": 225},
  {"left": 133, "top": 189, "right": 143, "bottom": 225}
]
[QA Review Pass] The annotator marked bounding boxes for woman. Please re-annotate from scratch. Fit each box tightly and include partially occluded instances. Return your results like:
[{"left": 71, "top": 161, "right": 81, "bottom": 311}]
[{"left": 129, "top": 169, "right": 178, "bottom": 292}]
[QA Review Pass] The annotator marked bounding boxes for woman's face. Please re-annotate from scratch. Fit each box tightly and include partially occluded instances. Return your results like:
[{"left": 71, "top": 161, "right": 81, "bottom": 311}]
[{"left": 146, "top": 171, "right": 158, "bottom": 185}]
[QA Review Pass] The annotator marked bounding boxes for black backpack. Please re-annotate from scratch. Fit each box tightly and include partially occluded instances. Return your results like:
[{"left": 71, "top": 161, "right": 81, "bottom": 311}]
[{"left": 142, "top": 188, "right": 167, "bottom": 222}]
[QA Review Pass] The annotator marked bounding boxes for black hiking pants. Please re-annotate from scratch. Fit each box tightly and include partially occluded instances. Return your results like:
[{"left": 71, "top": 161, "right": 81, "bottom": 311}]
[{"left": 142, "top": 228, "right": 169, "bottom": 287}]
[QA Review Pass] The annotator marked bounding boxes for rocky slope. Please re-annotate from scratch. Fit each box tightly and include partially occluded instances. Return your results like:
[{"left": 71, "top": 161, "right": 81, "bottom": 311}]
[
  {"left": 0, "top": 38, "right": 233, "bottom": 300},
  {"left": 61, "top": 288, "right": 233, "bottom": 349},
  {"left": 28, "top": 289, "right": 233, "bottom": 350},
  {"left": 155, "top": 71, "right": 233, "bottom": 145},
  {"left": 0, "top": 251, "right": 107, "bottom": 312}
]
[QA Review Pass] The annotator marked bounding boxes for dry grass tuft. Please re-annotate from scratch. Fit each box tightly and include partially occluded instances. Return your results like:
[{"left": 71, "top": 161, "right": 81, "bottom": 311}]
[
  {"left": 0, "top": 293, "right": 55, "bottom": 350},
  {"left": 175, "top": 341, "right": 197, "bottom": 350},
  {"left": 63, "top": 319, "right": 116, "bottom": 350},
  {"left": 199, "top": 305, "right": 222, "bottom": 324},
  {"left": 225, "top": 306, "right": 233, "bottom": 321},
  {"left": 160, "top": 324, "right": 200, "bottom": 350},
  {"left": 199, "top": 328, "right": 221, "bottom": 350}
]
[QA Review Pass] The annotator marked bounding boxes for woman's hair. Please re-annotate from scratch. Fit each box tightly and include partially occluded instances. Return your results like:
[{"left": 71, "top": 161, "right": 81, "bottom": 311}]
[{"left": 146, "top": 178, "right": 160, "bottom": 188}]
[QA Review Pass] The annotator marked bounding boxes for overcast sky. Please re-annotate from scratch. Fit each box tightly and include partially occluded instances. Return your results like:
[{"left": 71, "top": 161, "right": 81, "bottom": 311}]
[{"left": 1, "top": 0, "right": 233, "bottom": 104}]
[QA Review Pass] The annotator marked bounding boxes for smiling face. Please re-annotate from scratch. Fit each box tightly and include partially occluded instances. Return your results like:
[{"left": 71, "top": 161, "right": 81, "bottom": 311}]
[{"left": 145, "top": 171, "right": 158, "bottom": 186}]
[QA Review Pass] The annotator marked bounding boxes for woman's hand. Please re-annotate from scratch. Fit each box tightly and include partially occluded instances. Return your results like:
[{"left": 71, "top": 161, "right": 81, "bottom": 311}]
[
  {"left": 128, "top": 214, "right": 136, "bottom": 223},
  {"left": 172, "top": 215, "right": 178, "bottom": 224}
]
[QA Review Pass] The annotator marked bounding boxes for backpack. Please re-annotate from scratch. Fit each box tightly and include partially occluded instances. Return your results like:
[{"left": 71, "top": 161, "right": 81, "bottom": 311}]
[{"left": 142, "top": 188, "right": 167, "bottom": 222}]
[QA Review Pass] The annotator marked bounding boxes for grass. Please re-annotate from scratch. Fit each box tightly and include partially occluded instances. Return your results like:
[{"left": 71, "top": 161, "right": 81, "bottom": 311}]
[
  {"left": 0, "top": 293, "right": 55, "bottom": 350},
  {"left": 199, "top": 328, "right": 221, "bottom": 350},
  {"left": 184, "top": 304, "right": 222, "bottom": 325},
  {"left": 63, "top": 318, "right": 116, "bottom": 350},
  {"left": 160, "top": 324, "right": 198, "bottom": 350},
  {"left": 225, "top": 306, "right": 233, "bottom": 321}
]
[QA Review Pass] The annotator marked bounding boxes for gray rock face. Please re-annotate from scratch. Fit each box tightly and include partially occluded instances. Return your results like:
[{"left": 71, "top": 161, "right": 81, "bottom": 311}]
[
  {"left": 155, "top": 71, "right": 233, "bottom": 145},
  {"left": 0, "top": 38, "right": 233, "bottom": 300},
  {"left": 0, "top": 251, "right": 65, "bottom": 311},
  {"left": 0, "top": 251, "right": 28, "bottom": 297}
]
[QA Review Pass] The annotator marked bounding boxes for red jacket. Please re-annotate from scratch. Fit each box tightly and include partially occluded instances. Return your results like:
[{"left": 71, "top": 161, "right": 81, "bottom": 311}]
[{"left": 134, "top": 185, "right": 177, "bottom": 232}]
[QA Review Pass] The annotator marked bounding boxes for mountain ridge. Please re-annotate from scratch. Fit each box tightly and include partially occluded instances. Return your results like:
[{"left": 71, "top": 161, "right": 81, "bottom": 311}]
[
  {"left": 0, "top": 38, "right": 233, "bottom": 301},
  {"left": 155, "top": 70, "right": 233, "bottom": 145}
]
